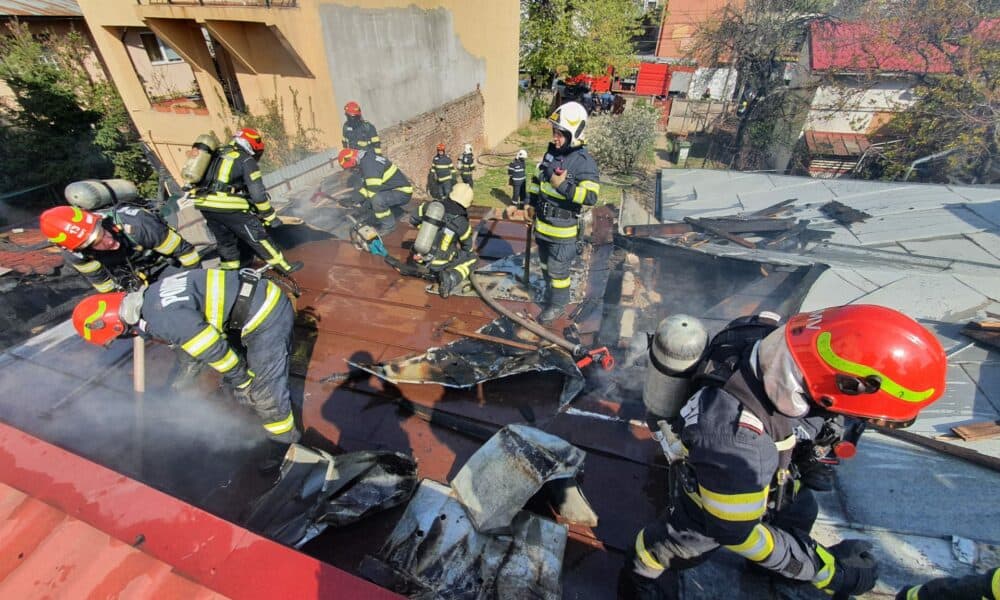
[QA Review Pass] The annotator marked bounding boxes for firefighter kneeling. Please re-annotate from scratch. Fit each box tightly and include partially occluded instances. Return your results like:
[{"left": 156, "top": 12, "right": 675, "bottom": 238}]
[
  {"left": 621, "top": 304, "right": 948, "bottom": 599},
  {"left": 72, "top": 268, "right": 301, "bottom": 447},
  {"left": 410, "top": 182, "right": 476, "bottom": 298}
]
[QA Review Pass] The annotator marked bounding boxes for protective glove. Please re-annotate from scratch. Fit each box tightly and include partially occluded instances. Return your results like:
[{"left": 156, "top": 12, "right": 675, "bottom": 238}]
[
  {"left": 234, "top": 372, "right": 255, "bottom": 405},
  {"left": 262, "top": 213, "right": 280, "bottom": 228},
  {"left": 549, "top": 168, "right": 567, "bottom": 188},
  {"left": 823, "top": 540, "right": 879, "bottom": 596}
]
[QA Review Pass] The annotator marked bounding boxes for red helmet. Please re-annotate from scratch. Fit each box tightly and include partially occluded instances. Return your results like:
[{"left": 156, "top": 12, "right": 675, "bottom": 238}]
[
  {"left": 235, "top": 127, "right": 264, "bottom": 156},
  {"left": 337, "top": 148, "right": 359, "bottom": 169},
  {"left": 40, "top": 206, "right": 102, "bottom": 251},
  {"left": 73, "top": 293, "right": 128, "bottom": 347},
  {"left": 344, "top": 101, "right": 362, "bottom": 117},
  {"left": 784, "top": 304, "right": 946, "bottom": 424},
  {"left": 436, "top": 143, "right": 446, "bottom": 152}
]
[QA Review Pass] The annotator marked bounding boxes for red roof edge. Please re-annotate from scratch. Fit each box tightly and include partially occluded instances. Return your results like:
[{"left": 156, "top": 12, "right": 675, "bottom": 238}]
[{"left": 0, "top": 421, "right": 401, "bottom": 600}]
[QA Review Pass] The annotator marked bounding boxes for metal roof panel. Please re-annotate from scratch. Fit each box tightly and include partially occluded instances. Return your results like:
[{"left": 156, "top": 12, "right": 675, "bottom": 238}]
[{"left": 0, "top": 0, "right": 81, "bottom": 17}]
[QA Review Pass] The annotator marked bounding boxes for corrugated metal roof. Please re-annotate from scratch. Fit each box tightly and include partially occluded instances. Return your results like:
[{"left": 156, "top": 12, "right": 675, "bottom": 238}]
[{"left": 0, "top": 0, "right": 81, "bottom": 17}]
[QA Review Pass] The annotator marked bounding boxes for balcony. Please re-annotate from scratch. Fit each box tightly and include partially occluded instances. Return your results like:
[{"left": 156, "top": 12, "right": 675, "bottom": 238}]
[{"left": 136, "top": 1, "right": 296, "bottom": 7}]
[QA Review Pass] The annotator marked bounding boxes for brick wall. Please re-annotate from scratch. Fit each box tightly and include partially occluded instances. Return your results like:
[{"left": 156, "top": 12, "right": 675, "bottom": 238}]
[{"left": 380, "top": 89, "right": 486, "bottom": 199}]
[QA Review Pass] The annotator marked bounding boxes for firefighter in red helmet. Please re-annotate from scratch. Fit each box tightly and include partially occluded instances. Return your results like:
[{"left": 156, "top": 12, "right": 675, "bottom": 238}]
[
  {"left": 621, "top": 304, "right": 947, "bottom": 600},
  {"left": 428, "top": 143, "right": 455, "bottom": 201},
  {"left": 191, "top": 128, "right": 302, "bottom": 275},
  {"left": 337, "top": 147, "right": 413, "bottom": 233},
  {"left": 341, "top": 101, "right": 382, "bottom": 156}
]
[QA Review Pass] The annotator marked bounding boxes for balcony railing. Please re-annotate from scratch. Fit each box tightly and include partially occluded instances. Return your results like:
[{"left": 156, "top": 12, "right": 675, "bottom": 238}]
[{"left": 137, "top": 0, "right": 297, "bottom": 7}]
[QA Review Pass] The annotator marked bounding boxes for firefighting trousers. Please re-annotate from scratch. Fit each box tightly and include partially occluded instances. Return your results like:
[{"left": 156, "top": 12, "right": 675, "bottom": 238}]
[
  {"left": 630, "top": 487, "right": 818, "bottom": 580},
  {"left": 461, "top": 173, "right": 473, "bottom": 186},
  {"left": 511, "top": 181, "right": 526, "bottom": 206},
  {"left": 367, "top": 189, "right": 412, "bottom": 228},
  {"left": 203, "top": 210, "right": 292, "bottom": 272},
  {"left": 535, "top": 238, "right": 576, "bottom": 308},
  {"left": 429, "top": 250, "right": 477, "bottom": 297},
  {"left": 242, "top": 293, "right": 299, "bottom": 443}
]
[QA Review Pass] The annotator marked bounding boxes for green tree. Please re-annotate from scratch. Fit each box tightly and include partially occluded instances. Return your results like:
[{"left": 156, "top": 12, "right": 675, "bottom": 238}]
[
  {"left": 0, "top": 21, "right": 155, "bottom": 194},
  {"left": 520, "top": 0, "right": 643, "bottom": 87},
  {"left": 238, "top": 86, "right": 320, "bottom": 172},
  {"left": 587, "top": 100, "right": 660, "bottom": 175}
]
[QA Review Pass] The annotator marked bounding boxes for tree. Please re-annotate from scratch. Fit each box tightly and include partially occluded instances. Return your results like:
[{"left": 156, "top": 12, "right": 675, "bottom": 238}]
[
  {"left": 0, "top": 21, "right": 155, "bottom": 194},
  {"left": 587, "top": 100, "right": 660, "bottom": 175},
  {"left": 856, "top": 1, "right": 1000, "bottom": 184},
  {"left": 520, "top": 0, "right": 643, "bottom": 87},
  {"left": 690, "top": 0, "right": 834, "bottom": 169}
]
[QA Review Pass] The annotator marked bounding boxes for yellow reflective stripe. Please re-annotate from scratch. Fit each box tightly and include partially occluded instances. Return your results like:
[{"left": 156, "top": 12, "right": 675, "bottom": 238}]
[
  {"left": 440, "top": 231, "right": 454, "bottom": 251},
  {"left": 381, "top": 164, "right": 398, "bottom": 183},
  {"left": 454, "top": 259, "right": 475, "bottom": 278},
  {"left": 541, "top": 182, "right": 566, "bottom": 200},
  {"left": 635, "top": 529, "right": 665, "bottom": 572},
  {"left": 374, "top": 147, "right": 383, "bottom": 155},
  {"left": 812, "top": 545, "right": 836, "bottom": 589},
  {"left": 370, "top": 136, "right": 380, "bottom": 143},
  {"left": 534, "top": 219, "right": 578, "bottom": 238},
  {"left": 93, "top": 280, "right": 116, "bottom": 293},
  {"left": 259, "top": 240, "right": 283, "bottom": 263},
  {"left": 254, "top": 201, "right": 272, "bottom": 213},
  {"left": 217, "top": 156, "right": 235, "bottom": 184},
  {"left": 181, "top": 325, "right": 221, "bottom": 357},
  {"left": 81, "top": 300, "right": 107, "bottom": 341},
  {"left": 816, "top": 331, "right": 935, "bottom": 402},
  {"left": 153, "top": 230, "right": 182, "bottom": 255},
  {"left": 436, "top": 174, "right": 453, "bottom": 181},
  {"left": 365, "top": 177, "right": 383, "bottom": 185},
  {"left": 250, "top": 170, "right": 262, "bottom": 181},
  {"left": 236, "top": 370, "right": 254, "bottom": 389},
  {"left": 243, "top": 282, "right": 281, "bottom": 335},
  {"left": 698, "top": 485, "right": 768, "bottom": 521},
  {"left": 551, "top": 277, "right": 572, "bottom": 289},
  {"left": 194, "top": 193, "right": 250, "bottom": 210},
  {"left": 906, "top": 585, "right": 922, "bottom": 600},
  {"left": 992, "top": 568, "right": 1000, "bottom": 599},
  {"left": 205, "top": 270, "right": 225, "bottom": 331},
  {"left": 725, "top": 524, "right": 775, "bottom": 562},
  {"left": 572, "top": 180, "right": 600, "bottom": 204},
  {"left": 208, "top": 349, "right": 239, "bottom": 373},
  {"left": 359, "top": 188, "right": 375, "bottom": 198},
  {"left": 374, "top": 209, "right": 392, "bottom": 218},
  {"left": 263, "top": 412, "right": 295, "bottom": 435},
  {"left": 74, "top": 260, "right": 103, "bottom": 274},
  {"left": 178, "top": 249, "right": 200, "bottom": 267},
  {"left": 357, "top": 140, "right": 369, "bottom": 147},
  {"left": 459, "top": 225, "right": 472, "bottom": 241},
  {"left": 219, "top": 260, "right": 241, "bottom": 270},
  {"left": 396, "top": 185, "right": 413, "bottom": 193},
  {"left": 527, "top": 182, "right": 540, "bottom": 194}
]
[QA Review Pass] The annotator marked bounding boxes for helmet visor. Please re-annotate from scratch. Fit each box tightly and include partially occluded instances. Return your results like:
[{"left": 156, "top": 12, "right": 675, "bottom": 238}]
[{"left": 758, "top": 325, "right": 811, "bottom": 417}]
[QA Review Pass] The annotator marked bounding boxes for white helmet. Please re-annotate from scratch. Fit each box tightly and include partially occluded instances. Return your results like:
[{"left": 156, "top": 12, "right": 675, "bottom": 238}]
[
  {"left": 548, "top": 101, "right": 588, "bottom": 146},
  {"left": 464, "top": 143, "right": 473, "bottom": 154},
  {"left": 516, "top": 149, "right": 528, "bottom": 159}
]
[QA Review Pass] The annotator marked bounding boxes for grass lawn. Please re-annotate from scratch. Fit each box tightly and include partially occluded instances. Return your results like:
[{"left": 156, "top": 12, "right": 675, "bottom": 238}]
[{"left": 470, "top": 119, "right": 626, "bottom": 210}]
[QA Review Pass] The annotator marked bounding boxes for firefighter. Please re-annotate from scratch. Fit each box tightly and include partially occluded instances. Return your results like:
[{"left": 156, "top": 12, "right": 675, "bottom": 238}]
[
  {"left": 526, "top": 101, "right": 600, "bottom": 324},
  {"left": 621, "top": 304, "right": 949, "bottom": 600},
  {"left": 337, "top": 147, "right": 413, "bottom": 234},
  {"left": 458, "top": 143, "right": 475, "bottom": 187},
  {"left": 71, "top": 268, "right": 301, "bottom": 446},
  {"left": 428, "top": 143, "right": 455, "bottom": 201},
  {"left": 341, "top": 101, "right": 382, "bottom": 156},
  {"left": 507, "top": 149, "right": 528, "bottom": 207},
  {"left": 897, "top": 567, "right": 1000, "bottom": 599},
  {"left": 192, "top": 128, "right": 302, "bottom": 274},
  {"left": 40, "top": 204, "right": 201, "bottom": 293},
  {"left": 410, "top": 182, "right": 477, "bottom": 298}
]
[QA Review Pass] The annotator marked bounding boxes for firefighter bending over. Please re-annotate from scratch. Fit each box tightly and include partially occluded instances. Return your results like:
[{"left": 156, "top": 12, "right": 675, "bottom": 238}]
[
  {"left": 337, "top": 148, "right": 413, "bottom": 234},
  {"left": 621, "top": 304, "right": 948, "bottom": 599},
  {"left": 526, "top": 101, "right": 600, "bottom": 324},
  {"left": 72, "top": 268, "right": 301, "bottom": 448},
  {"left": 410, "top": 182, "right": 477, "bottom": 298},
  {"left": 191, "top": 128, "right": 302, "bottom": 274},
  {"left": 41, "top": 204, "right": 200, "bottom": 293}
]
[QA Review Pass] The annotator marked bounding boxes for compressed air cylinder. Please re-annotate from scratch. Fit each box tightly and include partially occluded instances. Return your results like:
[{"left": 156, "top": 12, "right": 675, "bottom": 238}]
[
  {"left": 413, "top": 201, "right": 445, "bottom": 255},
  {"left": 181, "top": 132, "right": 221, "bottom": 185},
  {"left": 643, "top": 314, "right": 709, "bottom": 420},
  {"left": 64, "top": 179, "right": 138, "bottom": 210}
]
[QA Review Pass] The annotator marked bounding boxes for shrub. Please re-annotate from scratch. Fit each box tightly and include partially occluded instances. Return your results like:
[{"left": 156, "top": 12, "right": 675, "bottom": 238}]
[{"left": 586, "top": 99, "right": 659, "bottom": 175}]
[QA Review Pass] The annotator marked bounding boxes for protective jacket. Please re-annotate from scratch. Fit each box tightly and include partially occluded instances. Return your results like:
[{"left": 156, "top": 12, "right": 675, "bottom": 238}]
[
  {"left": 64, "top": 205, "right": 200, "bottom": 293},
  {"left": 342, "top": 117, "right": 382, "bottom": 155},
  {"left": 415, "top": 198, "right": 473, "bottom": 269},
  {"left": 527, "top": 143, "right": 600, "bottom": 243},
  {"left": 897, "top": 567, "right": 1000, "bottom": 600},
  {"left": 359, "top": 151, "right": 413, "bottom": 201},
  {"left": 507, "top": 158, "right": 526, "bottom": 185},
  {"left": 430, "top": 153, "right": 455, "bottom": 197},
  {"left": 458, "top": 152, "right": 474, "bottom": 182},
  {"left": 193, "top": 145, "right": 276, "bottom": 225}
]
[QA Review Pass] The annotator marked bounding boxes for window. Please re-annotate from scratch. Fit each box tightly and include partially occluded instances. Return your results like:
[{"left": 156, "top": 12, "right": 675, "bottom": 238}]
[{"left": 139, "top": 32, "right": 182, "bottom": 65}]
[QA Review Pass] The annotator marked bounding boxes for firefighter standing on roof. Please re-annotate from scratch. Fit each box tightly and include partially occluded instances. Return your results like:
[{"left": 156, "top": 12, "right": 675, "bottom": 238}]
[
  {"left": 458, "top": 143, "right": 475, "bottom": 187},
  {"left": 192, "top": 128, "right": 302, "bottom": 275},
  {"left": 337, "top": 148, "right": 413, "bottom": 233},
  {"left": 40, "top": 204, "right": 200, "bottom": 293},
  {"left": 72, "top": 268, "right": 300, "bottom": 445},
  {"left": 428, "top": 143, "right": 455, "bottom": 201},
  {"left": 620, "top": 304, "right": 948, "bottom": 600},
  {"left": 527, "top": 101, "right": 600, "bottom": 324},
  {"left": 341, "top": 101, "right": 382, "bottom": 156},
  {"left": 410, "top": 182, "right": 477, "bottom": 298}
]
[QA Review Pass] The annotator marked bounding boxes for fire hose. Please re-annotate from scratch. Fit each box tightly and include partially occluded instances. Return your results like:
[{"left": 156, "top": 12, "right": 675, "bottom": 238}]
[{"left": 469, "top": 271, "right": 613, "bottom": 371}]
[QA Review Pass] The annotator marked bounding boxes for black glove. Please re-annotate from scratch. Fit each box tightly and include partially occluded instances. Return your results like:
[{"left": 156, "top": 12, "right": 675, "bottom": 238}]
[{"left": 825, "top": 540, "right": 878, "bottom": 596}]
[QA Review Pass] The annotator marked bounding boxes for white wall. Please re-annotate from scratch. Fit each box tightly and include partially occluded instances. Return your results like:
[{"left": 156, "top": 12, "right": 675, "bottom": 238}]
[
  {"left": 806, "top": 77, "right": 917, "bottom": 134},
  {"left": 688, "top": 67, "right": 737, "bottom": 100}
]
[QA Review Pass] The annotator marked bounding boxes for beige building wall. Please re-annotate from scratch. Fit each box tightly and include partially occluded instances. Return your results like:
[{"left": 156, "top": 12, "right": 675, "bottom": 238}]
[{"left": 75, "top": 0, "right": 519, "bottom": 182}]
